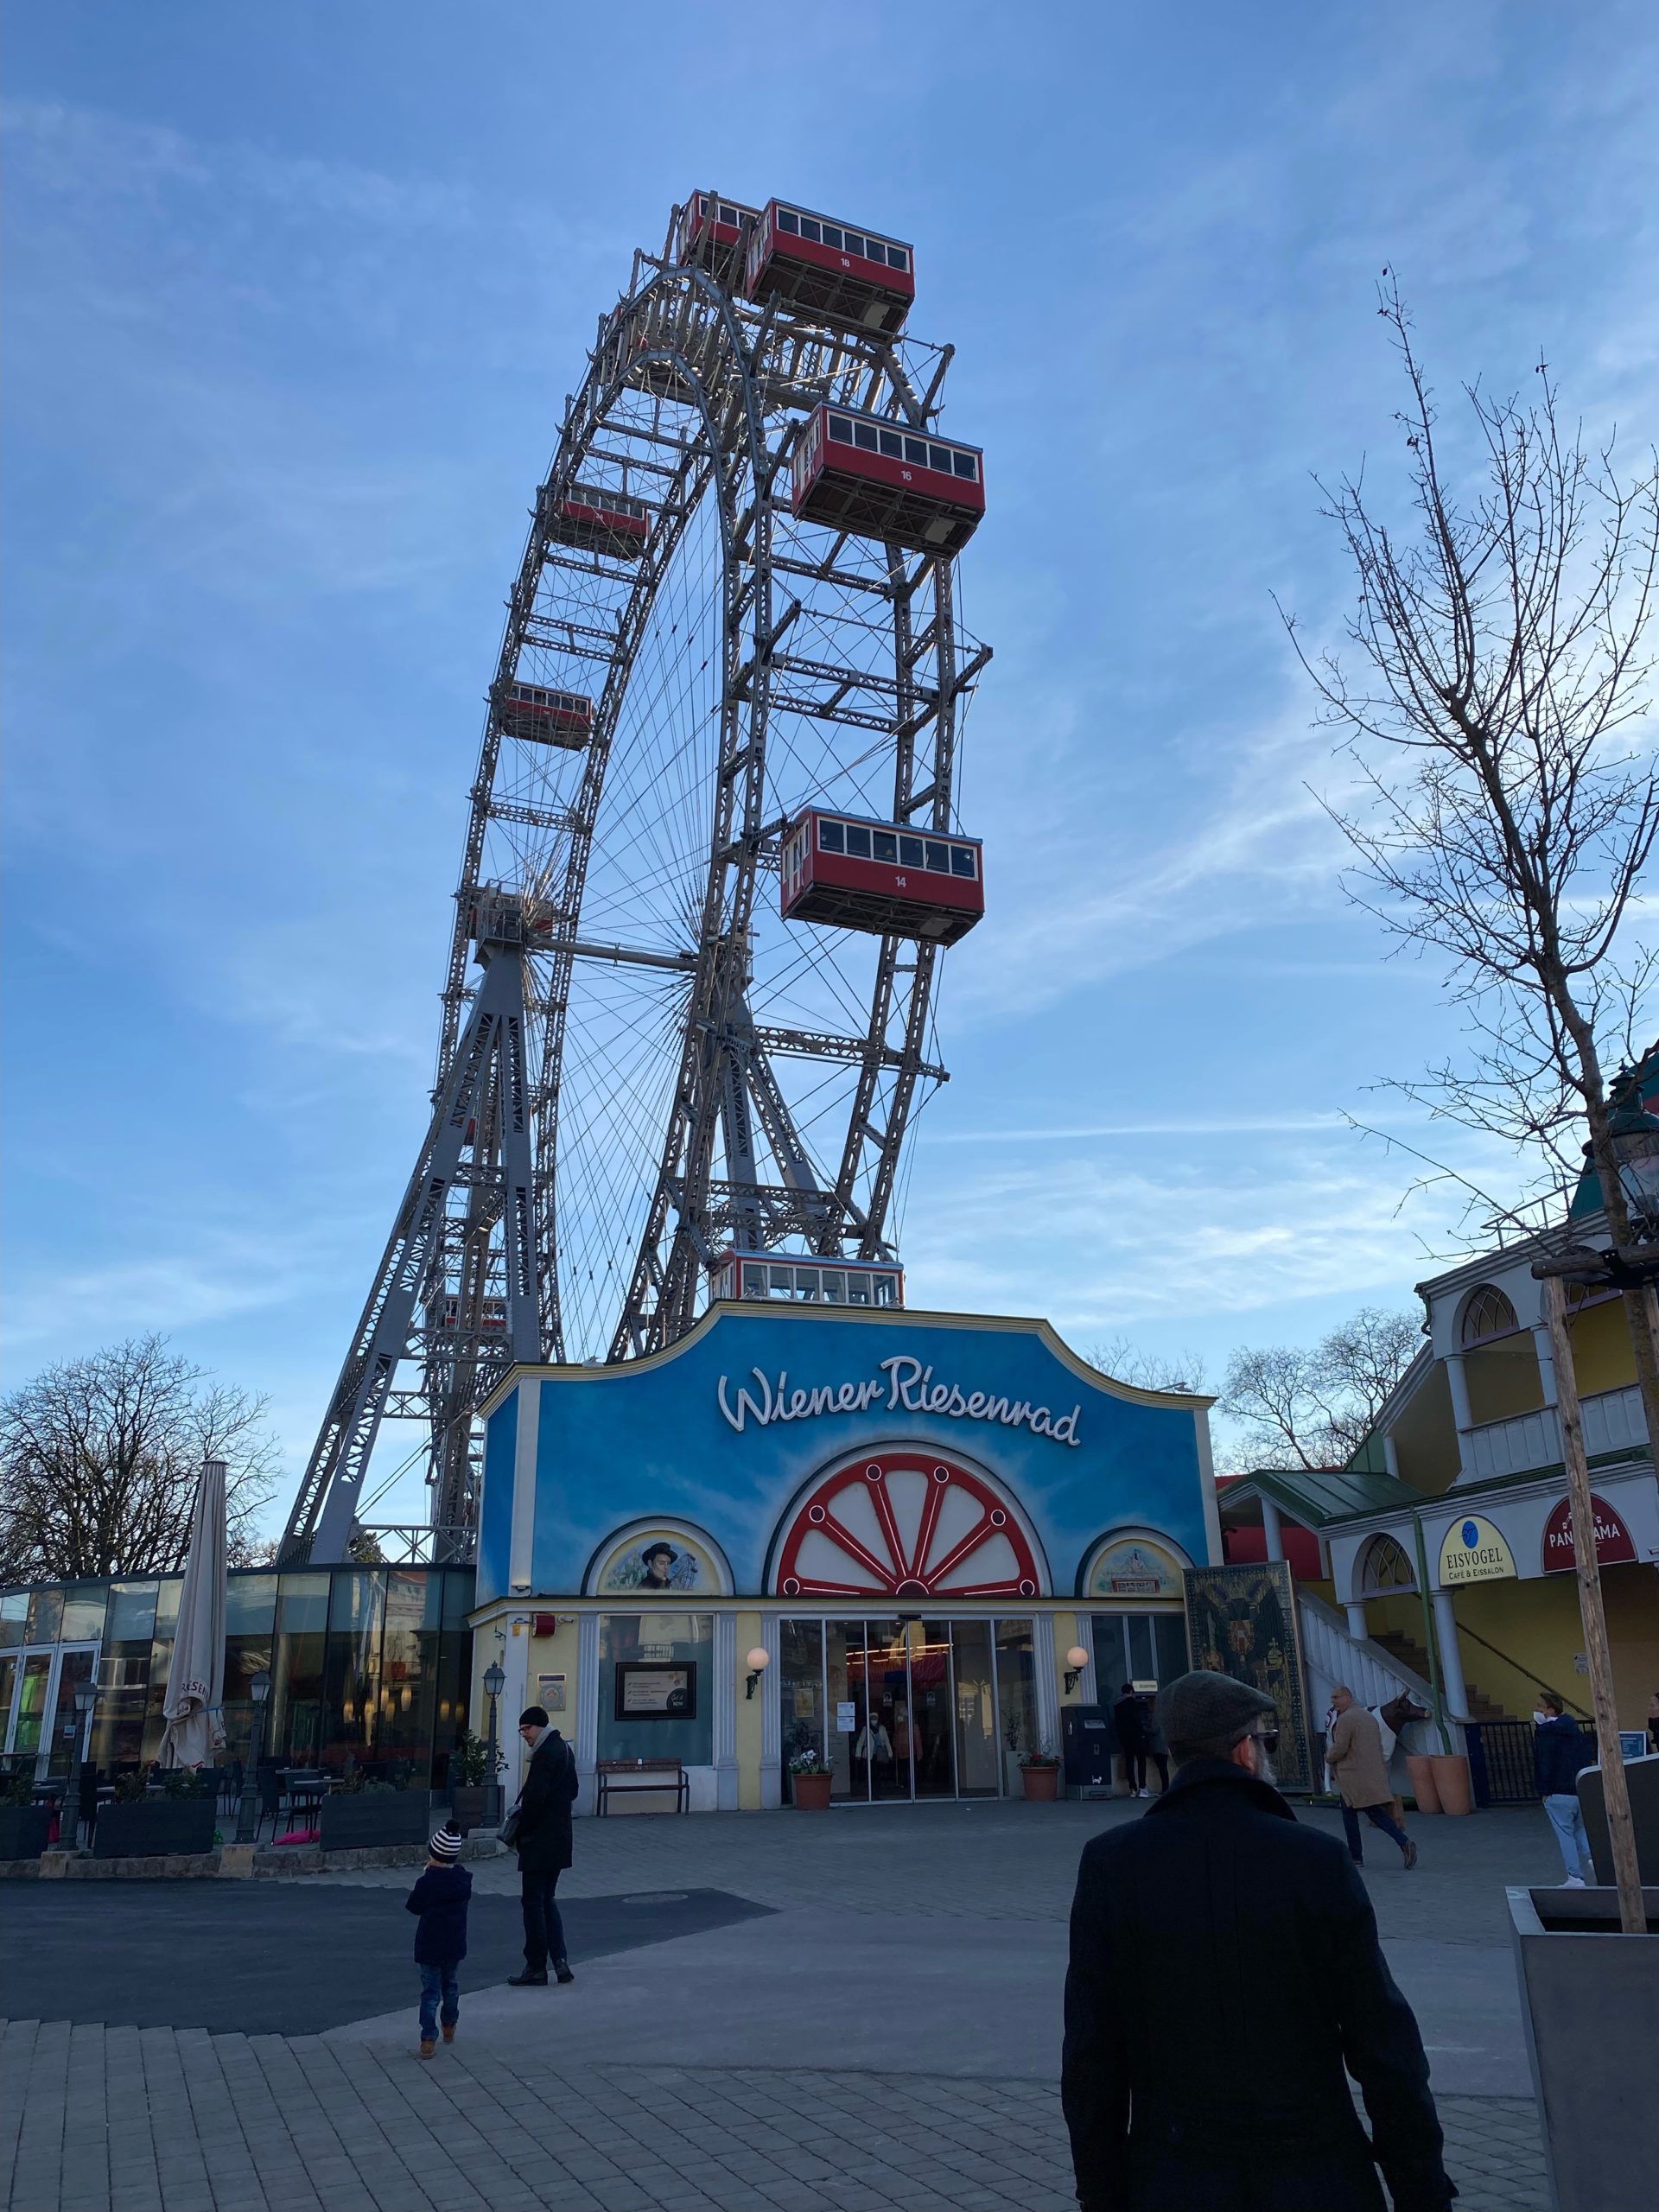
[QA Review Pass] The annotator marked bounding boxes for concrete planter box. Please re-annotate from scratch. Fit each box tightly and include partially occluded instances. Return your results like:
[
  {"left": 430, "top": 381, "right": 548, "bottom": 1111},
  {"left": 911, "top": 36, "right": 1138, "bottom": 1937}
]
[
  {"left": 0, "top": 1805, "right": 54, "bottom": 1860},
  {"left": 445, "top": 1784, "right": 500, "bottom": 1834},
  {"left": 93, "top": 1799, "right": 216, "bottom": 1859},
  {"left": 1509, "top": 1885, "right": 1659, "bottom": 2212},
  {"left": 318, "top": 1790, "right": 430, "bottom": 1853}
]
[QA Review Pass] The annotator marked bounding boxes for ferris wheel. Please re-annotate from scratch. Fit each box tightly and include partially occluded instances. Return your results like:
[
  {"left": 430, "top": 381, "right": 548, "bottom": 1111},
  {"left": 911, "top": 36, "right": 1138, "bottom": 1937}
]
[{"left": 281, "top": 192, "right": 991, "bottom": 1564}]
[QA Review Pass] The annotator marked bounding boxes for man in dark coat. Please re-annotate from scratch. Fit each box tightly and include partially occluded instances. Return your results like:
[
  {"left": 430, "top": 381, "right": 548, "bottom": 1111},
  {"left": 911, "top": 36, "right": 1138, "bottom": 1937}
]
[
  {"left": 506, "top": 1704, "right": 579, "bottom": 1987},
  {"left": 1112, "top": 1683, "right": 1149, "bottom": 1797},
  {"left": 1063, "top": 1670, "right": 1455, "bottom": 2212}
]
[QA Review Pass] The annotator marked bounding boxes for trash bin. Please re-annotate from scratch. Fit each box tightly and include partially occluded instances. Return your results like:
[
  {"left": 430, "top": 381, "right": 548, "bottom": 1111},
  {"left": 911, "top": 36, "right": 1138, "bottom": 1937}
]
[{"left": 1062, "top": 1705, "right": 1114, "bottom": 1791}]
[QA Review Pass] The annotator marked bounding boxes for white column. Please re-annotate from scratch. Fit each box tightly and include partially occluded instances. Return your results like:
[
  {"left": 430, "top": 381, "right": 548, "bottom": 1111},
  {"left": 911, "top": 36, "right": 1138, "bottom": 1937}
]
[
  {"left": 1032, "top": 1614, "right": 1060, "bottom": 1755},
  {"left": 759, "top": 1614, "right": 781, "bottom": 1808},
  {"left": 1532, "top": 1324, "right": 1560, "bottom": 1408},
  {"left": 574, "top": 1612, "right": 600, "bottom": 1816},
  {"left": 1444, "top": 1352, "right": 1475, "bottom": 1479},
  {"left": 1345, "top": 1603, "right": 1370, "bottom": 1644},
  {"left": 1260, "top": 1496, "right": 1285, "bottom": 1564},
  {"left": 712, "top": 1612, "right": 739, "bottom": 1810},
  {"left": 1432, "top": 1586, "right": 1470, "bottom": 1722}
]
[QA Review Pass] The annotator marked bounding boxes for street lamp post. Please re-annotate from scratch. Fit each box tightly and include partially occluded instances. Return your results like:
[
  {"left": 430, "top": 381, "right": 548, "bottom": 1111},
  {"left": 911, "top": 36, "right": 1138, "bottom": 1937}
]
[
  {"left": 70, "top": 1680, "right": 98, "bottom": 1853},
  {"left": 235, "top": 1670, "right": 272, "bottom": 1846},
  {"left": 483, "top": 1660, "right": 505, "bottom": 1823}
]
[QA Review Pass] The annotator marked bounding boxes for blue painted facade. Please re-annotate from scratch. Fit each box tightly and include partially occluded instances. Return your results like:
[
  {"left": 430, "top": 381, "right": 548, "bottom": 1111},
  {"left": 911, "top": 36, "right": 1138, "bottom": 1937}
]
[{"left": 478, "top": 1303, "right": 1215, "bottom": 1602}]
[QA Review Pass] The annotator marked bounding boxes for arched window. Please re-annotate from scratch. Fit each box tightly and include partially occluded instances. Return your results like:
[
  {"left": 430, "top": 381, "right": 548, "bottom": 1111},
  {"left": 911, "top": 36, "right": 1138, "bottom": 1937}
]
[
  {"left": 1357, "top": 1533, "right": 1416, "bottom": 1597},
  {"left": 1460, "top": 1285, "right": 1518, "bottom": 1346}
]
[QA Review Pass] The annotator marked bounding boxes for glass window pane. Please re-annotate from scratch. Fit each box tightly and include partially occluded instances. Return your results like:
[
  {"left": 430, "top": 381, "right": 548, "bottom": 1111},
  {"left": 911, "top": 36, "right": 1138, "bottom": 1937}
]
[
  {"left": 828, "top": 415, "right": 853, "bottom": 443},
  {"left": 950, "top": 1619, "right": 999, "bottom": 1796},
  {"left": 929, "top": 445, "right": 952, "bottom": 473},
  {"left": 226, "top": 1573, "right": 277, "bottom": 1637},
  {"left": 925, "top": 840, "right": 950, "bottom": 872},
  {"left": 844, "top": 232, "right": 865, "bottom": 257},
  {"left": 879, "top": 429, "right": 904, "bottom": 458},
  {"left": 845, "top": 824, "right": 872, "bottom": 857},
  {"left": 104, "top": 1581, "right": 158, "bottom": 1648},
  {"left": 60, "top": 1586, "right": 109, "bottom": 1641},
  {"left": 873, "top": 831, "right": 898, "bottom": 861},
  {"left": 874, "top": 1273, "right": 899, "bottom": 1306},
  {"left": 887, "top": 245, "right": 909, "bottom": 271},
  {"left": 820, "top": 224, "right": 842, "bottom": 250},
  {"left": 818, "top": 817, "right": 845, "bottom": 851},
  {"left": 800, "top": 218, "right": 821, "bottom": 243},
  {"left": 794, "top": 1269, "right": 820, "bottom": 1300},
  {"left": 899, "top": 836, "right": 925, "bottom": 867},
  {"left": 719, "top": 205, "right": 738, "bottom": 225},
  {"left": 954, "top": 452, "right": 978, "bottom": 480},
  {"left": 596, "top": 1612, "right": 713, "bottom": 1769},
  {"left": 854, "top": 423, "right": 880, "bottom": 451},
  {"left": 0, "top": 1591, "right": 29, "bottom": 1649},
  {"left": 1154, "top": 1614, "right": 1190, "bottom": 1684},
  {"left": 779, "top": 207, "right": 800, "bottom": 234},
  {"left": 26, "top": 1589, "right": 64, "bottom": 1645},
  {"left": 950, "top": 846, "right": 977, "bottom": 877},
  {"left": 820, "top": 1271, "right": 845, "bottom": 1302},
  {"left": 770, "top": 1265, "right": 794, "bottom": 1293},
  {"left": 780, "top": 1618, "right": 825, "bottom": 1800},
  {"left": 846, "top": 1274, "right": 872, "bottom": 1306},
  {"left": 904, "top": 437, "right": 929, "bottom": 464},
  {"left": 995, "top": 1621, "right": 1038, "bottom": 1778}
]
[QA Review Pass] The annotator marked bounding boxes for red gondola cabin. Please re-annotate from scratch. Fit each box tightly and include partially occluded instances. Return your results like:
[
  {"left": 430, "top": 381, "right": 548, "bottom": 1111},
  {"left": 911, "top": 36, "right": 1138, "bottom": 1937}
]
[
  {"left": 791, "top": 404, "right": 984, "bottom": 556},
  {"left": 492, "top": 680, "right": 594, "bottom": 747},
  {"left": 743, "top": 200, "right": 914, "bottom": 334},
  {"left": 780, "top": 809, "right": 983, "bottom": 945},
  {"left": 675, "top": 191, "right": 759, "bottom": 281},
  {"left": 541, "top": 483, "right": 652, "bottom": 561}
]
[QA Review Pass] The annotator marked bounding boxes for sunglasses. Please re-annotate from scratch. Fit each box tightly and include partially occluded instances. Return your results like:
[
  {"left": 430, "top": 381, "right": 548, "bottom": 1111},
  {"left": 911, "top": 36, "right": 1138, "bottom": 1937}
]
[{"left": 1248, "top": 1728, "right": 1281, "bottom": 1753}]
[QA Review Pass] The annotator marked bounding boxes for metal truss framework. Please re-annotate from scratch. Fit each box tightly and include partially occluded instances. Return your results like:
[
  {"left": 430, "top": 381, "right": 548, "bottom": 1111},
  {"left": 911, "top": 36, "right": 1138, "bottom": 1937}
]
[{"left": 282, "top": 201, "right": 988, "bottom": 1562}]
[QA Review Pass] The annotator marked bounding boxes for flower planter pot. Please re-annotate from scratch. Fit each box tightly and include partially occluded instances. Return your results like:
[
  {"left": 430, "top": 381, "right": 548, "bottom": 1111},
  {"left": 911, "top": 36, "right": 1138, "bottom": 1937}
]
[
  {"left": 1510, "top": 1884, "right": 1659, "bottom": 2210},
  {"left": 1020, "top": 1764, "right": 1060, "bottom": 1802},
  {"left": 92, "top": 1798, "right": 216, "bottom": 1859},
  {"left": 446, "top": 1784, "right": 499, "bottom": 1834},
  {"left": 1404, "top": 1754, "right": 1442, "bottom": 1814},
  {"left": 318, "top": 1790, "right": 431, "bottom": 1853},
  {"left": 791, "top": 1770, "right": 832, "bottom": 1810},
  {"left": 0, "top": 1805, "right": 54, "bottom": 1861},
  {"left": 1429, "top": 1753, "right": 1474, "bottom": 1816}
]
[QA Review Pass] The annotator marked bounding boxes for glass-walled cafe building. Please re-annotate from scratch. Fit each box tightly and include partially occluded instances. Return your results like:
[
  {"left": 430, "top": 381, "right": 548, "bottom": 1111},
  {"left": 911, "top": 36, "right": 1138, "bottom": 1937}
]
[
  {"left": 474, "top": 1300, "right": 1218, "bottom": 1810},
  {"left": 0, "top": 1565, "right": 475, "bottom": 1784}
]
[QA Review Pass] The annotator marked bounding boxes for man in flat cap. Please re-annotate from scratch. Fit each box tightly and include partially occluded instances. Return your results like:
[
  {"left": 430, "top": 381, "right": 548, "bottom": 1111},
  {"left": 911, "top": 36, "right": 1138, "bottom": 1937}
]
[{"left": 1062, "top": 1670, "right": 1454, "bottom": 2211}]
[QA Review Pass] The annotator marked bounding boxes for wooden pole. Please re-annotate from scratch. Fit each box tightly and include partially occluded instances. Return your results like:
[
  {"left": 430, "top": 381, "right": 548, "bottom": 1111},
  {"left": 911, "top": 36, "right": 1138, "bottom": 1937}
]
[{"left": 1540, "top": 1275, "right": 1646, "bottom": 1933}]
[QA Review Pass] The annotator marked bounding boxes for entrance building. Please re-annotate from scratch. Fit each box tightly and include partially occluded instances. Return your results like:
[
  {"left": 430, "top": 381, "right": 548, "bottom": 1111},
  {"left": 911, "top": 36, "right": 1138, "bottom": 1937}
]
[{"left": 472, "top": 1300, "right": 1220, "bottom": 1811}]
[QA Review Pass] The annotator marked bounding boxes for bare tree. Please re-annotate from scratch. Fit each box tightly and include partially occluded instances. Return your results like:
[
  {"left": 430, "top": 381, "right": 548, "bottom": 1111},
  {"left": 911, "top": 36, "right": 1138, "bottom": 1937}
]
[
  {"left": 1085, "top": 1338, "right": 1211, "bottom": 1396},
  {"left": 1284, "top": 278, "right": 1659, "bottom": 1443},
  {"left": 1219, "top": 1306, "right": 1421, "bottom": 1471},
  {"left": 0, "top": 1335, "right": 278, "bottom": 1580}
]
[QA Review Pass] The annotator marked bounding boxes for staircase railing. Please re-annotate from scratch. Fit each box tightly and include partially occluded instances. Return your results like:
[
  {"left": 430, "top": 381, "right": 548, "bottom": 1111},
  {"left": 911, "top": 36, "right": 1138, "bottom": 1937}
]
[{"left": 1295, "top": 1588, "right": 1463, "bottom": 1757}]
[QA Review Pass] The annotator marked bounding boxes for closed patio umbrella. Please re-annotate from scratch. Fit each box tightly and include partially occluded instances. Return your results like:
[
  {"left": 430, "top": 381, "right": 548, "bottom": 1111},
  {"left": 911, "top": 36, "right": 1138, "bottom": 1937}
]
[{"left": 159, "top": 1459, "right": 228, "bottom": 1770}]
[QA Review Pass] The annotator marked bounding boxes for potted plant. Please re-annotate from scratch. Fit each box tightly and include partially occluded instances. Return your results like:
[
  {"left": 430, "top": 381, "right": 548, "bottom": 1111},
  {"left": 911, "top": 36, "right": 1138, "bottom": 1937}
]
[
  {"left": 446, "top": 1731, "right": 499, "bottom": 1833},
  {"left": 0, "top": 1771, "right": 52, "bottom": 1862},
  {"left": 93, "top": 1765, "right": 216, "bottom": 1859},
  {"left": 1019, "top": 1745, "right": 1062, "bottom": 1802},
  {"left": 318, "top": 1776, "right": 430, "bottom": 1852},
  {"left": 788, "top": 1747, "right": 834, "bottom": 1810}
]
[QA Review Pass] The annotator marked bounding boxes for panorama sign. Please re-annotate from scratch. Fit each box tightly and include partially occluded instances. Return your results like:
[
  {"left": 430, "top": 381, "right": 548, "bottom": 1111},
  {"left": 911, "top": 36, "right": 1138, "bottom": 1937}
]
[
  {"left": 1541, "top": 1493, "right": 1637, "bottom": 1574},
  {"left": 1439, "top": 1513, "right": 1517, "bottom": 1586}
]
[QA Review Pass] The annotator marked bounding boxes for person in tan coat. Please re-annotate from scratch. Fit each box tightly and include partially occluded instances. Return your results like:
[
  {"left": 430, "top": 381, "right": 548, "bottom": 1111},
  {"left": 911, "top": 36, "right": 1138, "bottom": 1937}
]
[{"left": 1326, "top": 1686, "right": 1418, "bottom": 1870}]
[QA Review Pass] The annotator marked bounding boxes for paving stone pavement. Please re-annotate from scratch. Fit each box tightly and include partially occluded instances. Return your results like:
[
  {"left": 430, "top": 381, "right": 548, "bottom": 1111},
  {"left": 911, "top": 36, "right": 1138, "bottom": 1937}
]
[
  {"left": 2, "top": 1803, "right": 1560, "bottom": 2210},
  {"left": 0, "top": 2021, "right": 1548, "bottom": 2212}
]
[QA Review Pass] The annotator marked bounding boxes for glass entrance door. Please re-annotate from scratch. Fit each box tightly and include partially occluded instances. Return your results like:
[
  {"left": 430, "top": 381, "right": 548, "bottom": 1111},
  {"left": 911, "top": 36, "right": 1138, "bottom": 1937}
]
[{"left": 3, "top": 1645, "right": 99, "bottom": 1775}]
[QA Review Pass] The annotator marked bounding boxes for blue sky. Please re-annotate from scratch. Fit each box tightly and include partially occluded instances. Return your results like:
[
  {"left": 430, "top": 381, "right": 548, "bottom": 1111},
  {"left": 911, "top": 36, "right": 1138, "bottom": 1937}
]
[{"left": 4, "top": 2, "right": 1656, "bottom": 1529}]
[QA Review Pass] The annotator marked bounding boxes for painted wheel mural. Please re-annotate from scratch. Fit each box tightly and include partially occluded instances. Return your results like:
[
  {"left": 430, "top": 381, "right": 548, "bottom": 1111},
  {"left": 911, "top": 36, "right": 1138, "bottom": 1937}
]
[{"left": 774, "top": 1452, "right": 1041, "bottom": 1600}]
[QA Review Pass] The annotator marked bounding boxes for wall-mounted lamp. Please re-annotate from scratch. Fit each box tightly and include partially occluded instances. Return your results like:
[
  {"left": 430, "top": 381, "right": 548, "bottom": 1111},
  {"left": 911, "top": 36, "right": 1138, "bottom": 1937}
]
[
  {"left": 1064, "top": 1645, "right": 1090, "bottom": 1695},
  {"left": 745, "top": 1646, "right": 770, "bottom": 1700}
]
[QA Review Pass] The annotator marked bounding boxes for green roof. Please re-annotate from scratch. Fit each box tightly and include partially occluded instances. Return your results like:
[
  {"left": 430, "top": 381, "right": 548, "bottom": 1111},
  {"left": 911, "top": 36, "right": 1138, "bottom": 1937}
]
[{"left": 1219, "top": 1465, "right": 1422, "bottom": 1529}]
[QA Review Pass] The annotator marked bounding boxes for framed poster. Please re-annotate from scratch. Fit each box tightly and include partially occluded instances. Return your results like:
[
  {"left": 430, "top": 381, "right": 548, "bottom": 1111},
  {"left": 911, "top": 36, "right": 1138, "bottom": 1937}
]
[
  {"left": 614, "top": 1661, "right": 697, "bottom": 1721},
  {"left": 1181, "top": 1560, "right": 1314, "bottom": 1793}
]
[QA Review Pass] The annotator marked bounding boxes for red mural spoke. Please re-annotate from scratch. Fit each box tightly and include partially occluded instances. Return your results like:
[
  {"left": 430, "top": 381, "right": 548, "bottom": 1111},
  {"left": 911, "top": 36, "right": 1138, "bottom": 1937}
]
[
  {"left": 948, "top": 1577, "right": 1036, "bottom": 1598},
  {"left": 909, "top": 1471, "right": 947, "bottom": 1582},
  {"left": 922, "top": 1514, "right": 995, "bottom": 1590},
  {"left": 817, "top": 1509, "right": 900, "bottom": 1592}
]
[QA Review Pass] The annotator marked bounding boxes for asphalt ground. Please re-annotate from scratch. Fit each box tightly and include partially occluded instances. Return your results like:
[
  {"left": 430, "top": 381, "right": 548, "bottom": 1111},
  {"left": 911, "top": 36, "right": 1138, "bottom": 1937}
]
[{"left": 0, "top": 1884, "right": 772, "bottom": 2035}]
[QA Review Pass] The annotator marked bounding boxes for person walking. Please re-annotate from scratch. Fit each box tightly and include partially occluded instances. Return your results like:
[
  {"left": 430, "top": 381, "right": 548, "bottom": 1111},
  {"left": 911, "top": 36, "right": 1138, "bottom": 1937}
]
[
  {"left": 1063, "top": 1671, "right": 1454, "bottom": 2211},
  {"left": 1327, "top": 1684, "right": 1418, "bottom": 1871},
  {"left": 1113, "top": 1682, "right": 1149, "bottom": 1797},
  {"left": 506, "top": 1704, "right": 579, "bottom": 1987},
  {"left": 404, "top": 1823, "right": 471, "bottom": 2059},
  {"left": 1141, "top": 1696, "right": 1170, "bottom": 1795},
  {"left": 1532, "top": 1690, "right": 1596, "bottom": 1887}
]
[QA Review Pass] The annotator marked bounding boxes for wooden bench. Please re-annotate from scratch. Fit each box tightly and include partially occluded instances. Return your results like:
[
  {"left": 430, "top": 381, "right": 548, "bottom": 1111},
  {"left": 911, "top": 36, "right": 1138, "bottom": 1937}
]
[{"left": 595, "top": 1758, "right": 689, "bottom": 1815}]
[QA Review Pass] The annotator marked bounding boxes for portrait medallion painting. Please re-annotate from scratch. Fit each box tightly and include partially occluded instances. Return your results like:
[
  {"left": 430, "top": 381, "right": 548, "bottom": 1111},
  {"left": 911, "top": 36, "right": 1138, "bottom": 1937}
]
[{"left": 594, "top": 1529, "right": 713, "bottom": 1595}]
